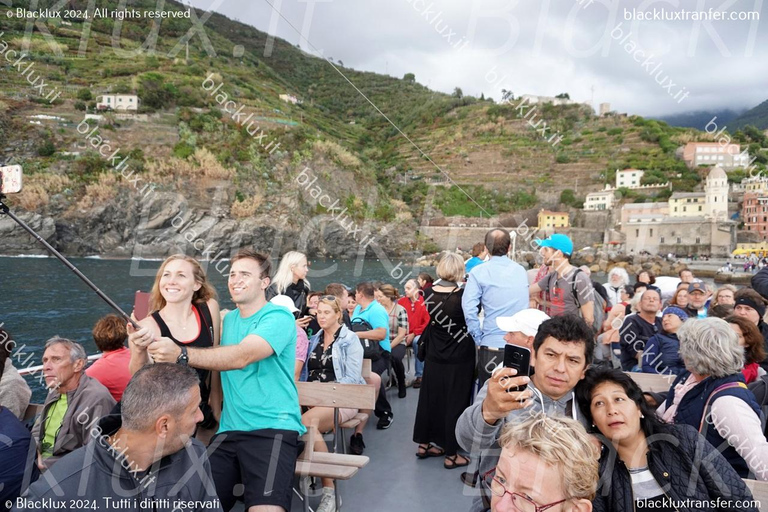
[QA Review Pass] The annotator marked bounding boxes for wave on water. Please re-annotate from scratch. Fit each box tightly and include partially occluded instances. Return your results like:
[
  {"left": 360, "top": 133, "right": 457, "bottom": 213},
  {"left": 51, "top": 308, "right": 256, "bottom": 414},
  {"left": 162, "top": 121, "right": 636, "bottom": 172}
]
[{"left": 0, "top": 254, "right": 50, "bottom": 259}]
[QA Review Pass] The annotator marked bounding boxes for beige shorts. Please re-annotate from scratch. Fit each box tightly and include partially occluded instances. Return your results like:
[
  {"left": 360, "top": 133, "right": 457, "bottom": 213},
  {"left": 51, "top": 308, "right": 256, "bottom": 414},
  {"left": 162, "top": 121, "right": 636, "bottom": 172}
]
[{"left": 338, "top": 408, "right": 359, "bottom": 424}]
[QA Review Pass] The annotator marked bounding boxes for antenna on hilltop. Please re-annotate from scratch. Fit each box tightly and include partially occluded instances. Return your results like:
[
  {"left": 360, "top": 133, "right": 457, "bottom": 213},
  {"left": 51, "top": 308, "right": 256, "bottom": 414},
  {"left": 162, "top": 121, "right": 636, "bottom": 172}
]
[{"left": 590, "top": 85, "right": 595, "bottom": 107}]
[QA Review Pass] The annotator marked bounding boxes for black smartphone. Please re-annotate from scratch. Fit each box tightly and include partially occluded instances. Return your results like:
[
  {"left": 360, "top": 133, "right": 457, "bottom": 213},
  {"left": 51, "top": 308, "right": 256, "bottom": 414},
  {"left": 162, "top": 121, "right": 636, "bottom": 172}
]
[{"left": 503, "top": 345, "right": 531, "bottom": 392}]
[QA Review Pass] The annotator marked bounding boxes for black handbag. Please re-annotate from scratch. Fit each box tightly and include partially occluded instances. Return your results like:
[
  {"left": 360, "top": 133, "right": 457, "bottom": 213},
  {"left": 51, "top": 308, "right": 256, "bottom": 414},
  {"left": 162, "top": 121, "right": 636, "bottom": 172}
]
[{"left": 350, "top": 318, "right": 383, "bottom": 361}]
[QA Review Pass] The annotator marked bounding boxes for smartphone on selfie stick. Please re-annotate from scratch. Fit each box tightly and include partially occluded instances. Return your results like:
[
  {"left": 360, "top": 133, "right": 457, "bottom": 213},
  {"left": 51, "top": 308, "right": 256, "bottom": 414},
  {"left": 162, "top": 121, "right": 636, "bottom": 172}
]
[{"left": 503, "top": 345, "right": 531, "bottom": 393}]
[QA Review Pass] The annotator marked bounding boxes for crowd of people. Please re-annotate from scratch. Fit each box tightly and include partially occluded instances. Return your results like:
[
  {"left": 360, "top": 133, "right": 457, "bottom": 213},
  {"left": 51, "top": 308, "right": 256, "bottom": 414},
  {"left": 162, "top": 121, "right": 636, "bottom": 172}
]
[{"left": 4, "top": 230, "right": 768, "bottom": 511}]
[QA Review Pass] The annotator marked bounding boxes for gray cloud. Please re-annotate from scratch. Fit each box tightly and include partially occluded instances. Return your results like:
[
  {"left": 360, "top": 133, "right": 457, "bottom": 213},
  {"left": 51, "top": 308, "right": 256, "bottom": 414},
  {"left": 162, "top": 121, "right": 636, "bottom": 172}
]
[{"left": 189, "top": 0, "right": 766, "bottom": 117}]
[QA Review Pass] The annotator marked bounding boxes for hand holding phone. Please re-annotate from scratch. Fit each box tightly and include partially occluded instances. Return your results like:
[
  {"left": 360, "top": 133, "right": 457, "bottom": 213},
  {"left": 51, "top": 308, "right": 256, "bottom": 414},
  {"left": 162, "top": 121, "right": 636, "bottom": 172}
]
[{"left": 503, "top": 344, "right": 531, "bottom": 392}]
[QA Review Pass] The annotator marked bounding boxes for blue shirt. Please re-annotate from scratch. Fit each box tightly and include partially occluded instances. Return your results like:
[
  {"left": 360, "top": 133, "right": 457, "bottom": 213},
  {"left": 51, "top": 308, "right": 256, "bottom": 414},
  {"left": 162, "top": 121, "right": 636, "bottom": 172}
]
[
  {"left": 462, "top": 255, "right": 529, "bottom": 348},
  {"left": 465, "top": 256, "right": 485, "bottom": 274},
  {"left": 352, "top": 300, "right": 391, "bottom": 352},
  {"left": 1, "top": 407, "right": 38, "bottom": 504},
  {"left": 219, "top": 304, "right": 306, "bottom": 435}
]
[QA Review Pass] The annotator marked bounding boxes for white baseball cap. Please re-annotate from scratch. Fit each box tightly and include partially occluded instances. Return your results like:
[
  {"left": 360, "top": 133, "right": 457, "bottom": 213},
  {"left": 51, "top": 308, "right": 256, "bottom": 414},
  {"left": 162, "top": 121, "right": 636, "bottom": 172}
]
[
  {"left": 270, "top": 294, "right": 299, "bottom": 313},
  {"left": 496, "top": 309, "right": 550, "bottom": 337}
]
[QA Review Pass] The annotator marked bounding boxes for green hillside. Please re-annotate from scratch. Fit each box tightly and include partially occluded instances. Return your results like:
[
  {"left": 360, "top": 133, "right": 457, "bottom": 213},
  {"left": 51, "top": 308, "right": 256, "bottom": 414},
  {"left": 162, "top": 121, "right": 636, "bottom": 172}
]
[
  {"left": 1, "top": 0, "right": 766, "bottom": 225},
  {"left": 729, "top": 99, "right": 768, "bottom": 131}
]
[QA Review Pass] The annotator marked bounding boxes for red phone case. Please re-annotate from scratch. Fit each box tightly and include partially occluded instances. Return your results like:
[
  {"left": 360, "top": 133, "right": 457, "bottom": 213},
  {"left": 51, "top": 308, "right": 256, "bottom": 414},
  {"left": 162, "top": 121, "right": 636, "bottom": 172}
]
[{"left": 134, "top": 291, "right": 151, "bottom": 321}]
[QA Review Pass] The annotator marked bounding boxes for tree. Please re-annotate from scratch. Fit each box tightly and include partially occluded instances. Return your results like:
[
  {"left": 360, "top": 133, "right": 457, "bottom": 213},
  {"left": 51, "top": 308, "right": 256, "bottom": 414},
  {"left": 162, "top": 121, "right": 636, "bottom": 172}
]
[
  {"left": 560, "top": 188, "right": 576, "bottom": 205},
  {"left": 452, "top": 87, "right": 463, "bottom": 99},
  {"left": 77, "top": 88, "right": 92, "bottom": 101},
  {"left": 501, "top": 89, "right": 514, "bottom": 102},
  {"left": 403, "top": 72, "right": 415, "bottom": 83},
  {"left": 555, "top": 92, "right": 570, "bottom": 99},
  {"left": 479, "top": 93, "right": 485, "bottom": 101}
]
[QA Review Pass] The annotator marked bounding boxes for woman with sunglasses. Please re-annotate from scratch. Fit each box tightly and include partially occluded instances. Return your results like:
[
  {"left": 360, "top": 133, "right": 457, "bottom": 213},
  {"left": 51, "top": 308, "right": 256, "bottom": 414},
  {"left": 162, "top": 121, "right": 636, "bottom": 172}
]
[
  {"left": 299, "top": 295, "right": 368, "bottom": 512},
  {"left": 576, "top": 366, "right": 756, "bottom": 511}
]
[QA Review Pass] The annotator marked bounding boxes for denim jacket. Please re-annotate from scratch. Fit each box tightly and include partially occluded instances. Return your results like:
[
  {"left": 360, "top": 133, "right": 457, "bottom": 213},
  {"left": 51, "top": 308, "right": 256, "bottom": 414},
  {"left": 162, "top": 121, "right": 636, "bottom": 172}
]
[{"left": 300, "top": 324, "right": 366, "bottom": 385}]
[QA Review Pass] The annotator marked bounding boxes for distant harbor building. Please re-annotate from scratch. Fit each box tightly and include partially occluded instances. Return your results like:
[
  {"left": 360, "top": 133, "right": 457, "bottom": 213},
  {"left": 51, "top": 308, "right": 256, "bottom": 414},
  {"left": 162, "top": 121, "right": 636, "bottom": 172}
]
[
  {"left": 584, "top": 188, "right": 615, "bottom": 211},
  {"left": 96, "top": 94, "right": 139, "bottom": 111},
  {"left": 682, "top": 142, "right": 751, "bottom": 170},
  {"left": 669, "top": 192, "right": 706, "bottom": 217},
  {"left": 538, "top": 210, "right": 570, "bottom": 229},
  {"left": 621, "top": 167, "right": 735, "bottom": 256}
]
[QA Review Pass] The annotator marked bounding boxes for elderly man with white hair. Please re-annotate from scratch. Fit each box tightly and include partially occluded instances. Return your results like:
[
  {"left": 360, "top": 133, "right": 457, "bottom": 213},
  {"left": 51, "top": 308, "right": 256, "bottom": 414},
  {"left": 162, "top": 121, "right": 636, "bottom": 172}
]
[
  {"left": 602, "top": 267, "right": 630, "bottom": 308},
  {"left": 657, "top": 317, "right": 768, "bottom": 480},
  {"left": 32, "top": 336, "right": 116, "bottom": 470}
]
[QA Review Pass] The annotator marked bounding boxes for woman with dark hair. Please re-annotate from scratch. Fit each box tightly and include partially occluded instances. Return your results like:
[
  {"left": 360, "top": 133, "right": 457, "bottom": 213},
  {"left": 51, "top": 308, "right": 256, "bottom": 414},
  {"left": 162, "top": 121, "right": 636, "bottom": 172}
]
[
  {"left": 417, "top": 272, "right": 434, "bottom": 293},
  {"left": 86, "top": 314, "right": 132, "bottom": 401},
  {"left": 725, "top": 315, "right": 767, "bottom": 384},
  {"left": 636, "top": 270, "right": 655, "bottom": 286},
  {"left": 575, "top": 366, "right": 757, "bottom": 511}
]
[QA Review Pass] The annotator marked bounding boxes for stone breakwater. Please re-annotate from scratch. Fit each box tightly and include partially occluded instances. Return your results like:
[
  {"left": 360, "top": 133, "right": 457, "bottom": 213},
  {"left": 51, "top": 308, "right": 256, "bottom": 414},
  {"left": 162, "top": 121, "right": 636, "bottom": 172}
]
[{"left": 415, "top": 249, "right": 688, "bottom": 278}]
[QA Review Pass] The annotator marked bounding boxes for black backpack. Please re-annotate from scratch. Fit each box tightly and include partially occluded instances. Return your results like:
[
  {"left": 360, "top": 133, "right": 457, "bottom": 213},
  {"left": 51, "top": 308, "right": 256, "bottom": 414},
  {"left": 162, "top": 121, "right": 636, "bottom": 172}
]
[
  {"left": 747, "top": 375, "right": 768, "bottom": 436},
  {"left": 350, "top": 318, "right": 383, "bottom": 361}
]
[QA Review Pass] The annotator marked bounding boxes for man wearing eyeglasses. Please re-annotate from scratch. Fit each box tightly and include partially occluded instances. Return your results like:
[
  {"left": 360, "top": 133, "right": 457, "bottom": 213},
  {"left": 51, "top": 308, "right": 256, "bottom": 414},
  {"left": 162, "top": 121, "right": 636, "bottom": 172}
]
[{"left": 483, "top": 414, "right": 597, "bottom": 512}]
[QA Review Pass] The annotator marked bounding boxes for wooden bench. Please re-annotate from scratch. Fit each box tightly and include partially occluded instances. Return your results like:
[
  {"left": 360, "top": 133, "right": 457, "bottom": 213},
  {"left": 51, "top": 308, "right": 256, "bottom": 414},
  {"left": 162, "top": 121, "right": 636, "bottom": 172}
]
[
  {"left": 296, "top": 381, "right": 376, "bottom": 512},
  {"left": 337, "top": 359, "right": 372, "bottom": 449},
  {"left": 626, "top": 372, "right": 674, "bottom": 393},
  {"left": 744, "top": 478, "right": 768, "bottom": 511}
]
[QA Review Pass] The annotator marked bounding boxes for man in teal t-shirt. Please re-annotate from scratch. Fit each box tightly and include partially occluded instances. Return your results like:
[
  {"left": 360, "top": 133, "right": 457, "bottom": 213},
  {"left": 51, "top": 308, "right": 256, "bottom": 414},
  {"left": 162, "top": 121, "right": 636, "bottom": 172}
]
[
  {"left": 352, "top": 282, "right": 394, "bottom": 429},
  {"left": 149, "top": 249, "right": 304, "bottom": 512}
]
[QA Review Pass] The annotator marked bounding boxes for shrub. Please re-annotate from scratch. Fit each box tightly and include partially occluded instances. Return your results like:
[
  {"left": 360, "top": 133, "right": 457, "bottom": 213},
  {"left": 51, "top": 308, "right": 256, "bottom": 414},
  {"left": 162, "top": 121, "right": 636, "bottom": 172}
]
[
  {"left": 231, "top": 194, "right": 262, "bottom": 218},
  {"left": 37, "top": 139, "right": 55, "bottom": 157},
  {"left": 77, "top": 88, "right": 92, "bottom": 101}
]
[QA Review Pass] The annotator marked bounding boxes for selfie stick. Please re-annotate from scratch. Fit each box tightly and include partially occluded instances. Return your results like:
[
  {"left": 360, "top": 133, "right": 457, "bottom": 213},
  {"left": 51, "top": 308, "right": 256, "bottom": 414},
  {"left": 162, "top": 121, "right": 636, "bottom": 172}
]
[{"left": 0, "top": 194, "right": 140, "bottom": 329}]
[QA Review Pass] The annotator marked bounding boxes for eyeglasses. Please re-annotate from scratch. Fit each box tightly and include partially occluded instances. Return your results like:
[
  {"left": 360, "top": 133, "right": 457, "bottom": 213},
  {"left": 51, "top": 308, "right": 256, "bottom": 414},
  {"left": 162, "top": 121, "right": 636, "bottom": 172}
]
[
  {"left": 481, "top": 470, "right": 567, "bottom": 512},
  {"left": 320, "top": 295, "right": 338, "bottom": 301}
]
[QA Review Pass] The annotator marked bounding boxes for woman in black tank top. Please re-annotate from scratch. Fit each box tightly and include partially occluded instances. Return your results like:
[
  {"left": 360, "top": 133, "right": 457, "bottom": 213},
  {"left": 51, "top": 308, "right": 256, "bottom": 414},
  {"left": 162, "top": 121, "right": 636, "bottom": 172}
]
[{"left": 127, "top": 255, "right": 221, "bottom": 434}]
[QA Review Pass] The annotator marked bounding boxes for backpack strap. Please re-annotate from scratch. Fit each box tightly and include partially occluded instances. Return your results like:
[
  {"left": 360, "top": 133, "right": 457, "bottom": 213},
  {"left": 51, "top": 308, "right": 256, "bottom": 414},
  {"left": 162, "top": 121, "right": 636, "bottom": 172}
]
[
  {"left": 570, "top": 268, "right": 583, "bottom": 309},
  {"left": 698, "top": 382, "right": 748, "bottom": 432}
]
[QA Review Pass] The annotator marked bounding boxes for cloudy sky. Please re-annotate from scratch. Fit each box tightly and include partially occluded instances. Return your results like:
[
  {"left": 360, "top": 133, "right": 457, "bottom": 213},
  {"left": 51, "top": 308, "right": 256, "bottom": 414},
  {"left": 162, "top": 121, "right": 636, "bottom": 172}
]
[{"left": 187, "top": 0, "right": 766, "bottom": 119}]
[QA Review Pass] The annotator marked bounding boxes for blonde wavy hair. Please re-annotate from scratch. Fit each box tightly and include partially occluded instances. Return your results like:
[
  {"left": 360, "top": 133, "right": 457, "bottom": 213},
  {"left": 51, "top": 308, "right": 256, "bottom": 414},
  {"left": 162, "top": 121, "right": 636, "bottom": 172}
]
[
  {"left": 498, "top": 414, "right": 599, "bottom": 501},
  {"left": 149, "top": 255, "right": 217, "bottom": 312}
]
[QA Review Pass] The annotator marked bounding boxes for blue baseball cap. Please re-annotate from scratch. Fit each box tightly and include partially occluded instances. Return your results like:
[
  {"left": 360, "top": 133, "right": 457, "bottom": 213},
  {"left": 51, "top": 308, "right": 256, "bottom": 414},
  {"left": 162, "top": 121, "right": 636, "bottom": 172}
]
[{"left": 535, "top": 234, "right": 573, "bottom": 256}]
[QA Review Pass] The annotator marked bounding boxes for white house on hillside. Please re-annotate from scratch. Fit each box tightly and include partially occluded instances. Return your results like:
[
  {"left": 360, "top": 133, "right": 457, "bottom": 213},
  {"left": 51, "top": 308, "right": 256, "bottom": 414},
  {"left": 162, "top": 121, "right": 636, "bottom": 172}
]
[
  {"left": 279, "top": 94, "right": 299, "bottom": 105},
  {"left": 585, "top": 187, "right": 616, "bottom": 211},
  {"left": 96, "top": 94, "right": 139, "bottom": 111},
  {"left": 616, "top": 169, "right": 644, "bottom": 188}
]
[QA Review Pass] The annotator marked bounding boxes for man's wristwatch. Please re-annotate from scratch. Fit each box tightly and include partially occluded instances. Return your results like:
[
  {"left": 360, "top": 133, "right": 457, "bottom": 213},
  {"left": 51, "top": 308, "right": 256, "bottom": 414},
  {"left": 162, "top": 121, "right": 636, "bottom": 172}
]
[{"left": 176, "top": 345, "right": 189, "bottom": 365}]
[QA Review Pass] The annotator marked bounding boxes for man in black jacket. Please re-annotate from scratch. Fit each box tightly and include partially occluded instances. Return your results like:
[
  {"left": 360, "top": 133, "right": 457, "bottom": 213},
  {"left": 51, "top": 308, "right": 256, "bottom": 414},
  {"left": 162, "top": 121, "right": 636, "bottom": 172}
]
[
  {"left": 13, "top": 364, "right": 221, "bottom": 512},
  {"left": 619, "top": 289, "right": 662, "bottom": 371},
  {"left": 734, "top": 287, "right": 768, "bottom": 372}
]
